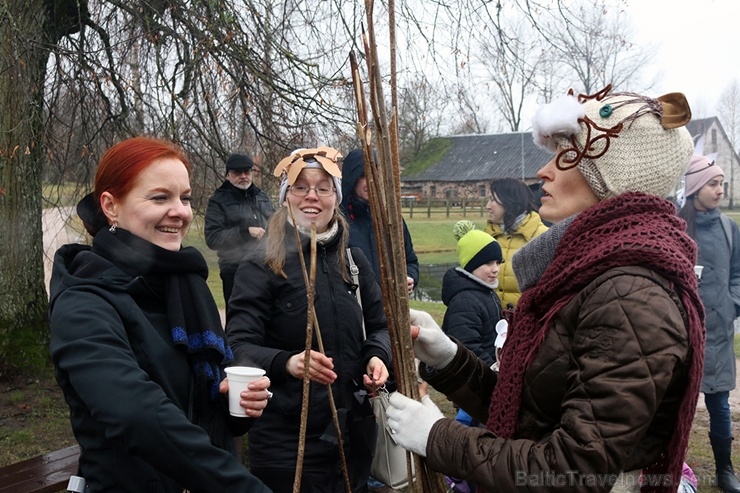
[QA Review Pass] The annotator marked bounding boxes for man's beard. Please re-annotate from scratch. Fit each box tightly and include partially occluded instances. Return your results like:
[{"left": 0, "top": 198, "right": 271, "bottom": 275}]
[{"left": 233, "top": 181, "right": 252, "bottom": 190}]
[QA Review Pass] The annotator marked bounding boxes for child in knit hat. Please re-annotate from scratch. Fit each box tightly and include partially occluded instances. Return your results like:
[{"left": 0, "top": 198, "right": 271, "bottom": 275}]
[
  {"left": 441, "top": 219, "right": 503, "bottom": 369},
  {"left": 678, "top": 154, "right": 740, "bottom": 493},
  {"left": 440, "top": 220, "right": 504, "bottom": 493}
]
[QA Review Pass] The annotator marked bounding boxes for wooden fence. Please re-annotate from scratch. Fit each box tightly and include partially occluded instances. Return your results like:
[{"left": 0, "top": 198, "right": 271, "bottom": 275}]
[{"left": 401, "top": 198, "right": 488, "bottom": 218}]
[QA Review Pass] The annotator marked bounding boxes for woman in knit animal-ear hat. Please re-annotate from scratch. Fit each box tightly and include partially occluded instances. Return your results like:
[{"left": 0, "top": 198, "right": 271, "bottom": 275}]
[
  {"left": 388, "top": 85, "right": 704, "bottom": 493},
  {"left": 678, "top": 152, "right": 740, "bottom": 493}
]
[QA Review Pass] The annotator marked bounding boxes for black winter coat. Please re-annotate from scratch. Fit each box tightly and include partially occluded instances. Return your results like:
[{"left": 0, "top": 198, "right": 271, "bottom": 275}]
[
  {"left": 440, "top": 267, "right": 502, "bottom": 366},
  {"left": 205, "top": 181, "right": 274, "bottom": 272},
  {"left": 226, "top": 223, "right": 391, "bottom": 488},
  {"left": 49, "top": 244, "right": 268, "bottom": 493}
]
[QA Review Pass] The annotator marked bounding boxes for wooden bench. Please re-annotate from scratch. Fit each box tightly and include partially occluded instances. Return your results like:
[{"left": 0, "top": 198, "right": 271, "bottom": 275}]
[{"left": 0, "top": 445, "right": 80, "bottom": 493}]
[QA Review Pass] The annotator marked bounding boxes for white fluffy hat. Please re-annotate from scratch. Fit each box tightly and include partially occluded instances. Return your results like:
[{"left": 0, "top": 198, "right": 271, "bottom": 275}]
[{"left": 532, "top": 85, "right": 694, "bottom": 200}]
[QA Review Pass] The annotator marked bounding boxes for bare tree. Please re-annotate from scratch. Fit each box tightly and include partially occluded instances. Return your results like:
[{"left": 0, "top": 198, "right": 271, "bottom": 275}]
[
  {"left": 0, "top": 0, "right": 355, "bottom": 371},
  {"left": 0, "top": 0, "right": 86, "bottom": 371},
  {"left": 534, "top": 0, "right": 657, "bottom": 95},
  {"left": 395, "top": 75, "right": 448, "bottom": 165},
  {"left": 451, "top": 82, "right": 491, "bottom": 135},
  {"left": 718, "top": 80, "right": 740, "bottom": 209},
  {"left": 474, "top": 16, "right": 544, "bottom": 131},
  {"left": 3, "top": 0, "right": 620, "bottom": 372}
]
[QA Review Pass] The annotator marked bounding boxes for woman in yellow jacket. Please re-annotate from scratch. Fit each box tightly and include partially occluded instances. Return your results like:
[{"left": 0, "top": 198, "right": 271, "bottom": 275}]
[{"left": 484, "top": 178, "right": 549, "bottom": 308}]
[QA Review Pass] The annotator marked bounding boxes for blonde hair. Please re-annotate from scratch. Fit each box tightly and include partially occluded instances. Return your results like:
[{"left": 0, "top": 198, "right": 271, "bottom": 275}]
[{"left": 264, "top": 207, "right": 351, "bottom": 283}]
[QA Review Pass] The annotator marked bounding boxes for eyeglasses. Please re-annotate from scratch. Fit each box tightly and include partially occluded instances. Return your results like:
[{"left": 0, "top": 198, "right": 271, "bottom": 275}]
[
  {"left": 229, "top": 169, "right": 252, "bottom": 176},
  {"left": 289, "top": 185, "right": 335, "bottom": 197}
]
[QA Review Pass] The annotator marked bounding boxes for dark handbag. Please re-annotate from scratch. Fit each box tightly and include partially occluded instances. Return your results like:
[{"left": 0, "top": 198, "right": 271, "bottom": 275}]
[{"left": 347, "top": 249, "right": 415, "bottom": 489}]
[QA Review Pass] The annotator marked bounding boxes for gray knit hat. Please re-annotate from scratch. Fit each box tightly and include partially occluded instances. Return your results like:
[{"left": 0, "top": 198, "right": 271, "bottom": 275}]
[{"left": 532, "top": 85, "right": 694, "bottom": 200}]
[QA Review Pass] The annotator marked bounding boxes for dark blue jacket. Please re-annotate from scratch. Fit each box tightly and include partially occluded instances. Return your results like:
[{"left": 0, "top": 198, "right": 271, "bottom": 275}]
[
  {"left": 340, "top": 149, "right": 419, "bottom": 287},
  {"left": 440, "top": 267, "right": 502, "bottom": 366}
]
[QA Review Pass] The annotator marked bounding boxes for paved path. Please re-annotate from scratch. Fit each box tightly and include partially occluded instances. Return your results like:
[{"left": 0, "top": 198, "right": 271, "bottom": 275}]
[
  {"left": 42, "top": 206, "right": 228, "bottom": 326},
  {"left": 42, "top": 207, "right": 86, "bottom": 295}
]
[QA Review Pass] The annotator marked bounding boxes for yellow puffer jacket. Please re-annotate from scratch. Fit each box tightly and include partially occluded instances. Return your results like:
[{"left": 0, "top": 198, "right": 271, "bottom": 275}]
[{"left": 484, "top": 212, "right": 548, "bottom": 308}]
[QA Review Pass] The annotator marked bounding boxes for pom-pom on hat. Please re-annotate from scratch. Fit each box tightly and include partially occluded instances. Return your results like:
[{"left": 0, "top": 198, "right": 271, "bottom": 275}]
[
  {"left": 454, "top": 220, "right": 503, "bottom": 272},
  {"left": 532, "top": 85, "right": 694, "bottom": 200},
  {"left": 225, "top": 153, "right": 254, "bottom": 171},
  {"left": 274, "top": 146, "right": 343, "bottom": 204},
  {"left": 684, "top": 154, "right": 724, "bottom": 198}
]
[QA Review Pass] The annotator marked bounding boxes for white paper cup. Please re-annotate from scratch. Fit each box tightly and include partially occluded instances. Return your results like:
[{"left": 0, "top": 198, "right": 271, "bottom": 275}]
[
  {"left": 694, "top": 265, "right": 704, "bottom": 279},
  {"left": 224, "top": 366, "right": 266, "bottom": 417}
]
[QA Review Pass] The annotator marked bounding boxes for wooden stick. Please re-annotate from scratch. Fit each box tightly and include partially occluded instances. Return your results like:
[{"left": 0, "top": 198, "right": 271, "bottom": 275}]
[
  {"left": 351, "top": 2, "right": 447, "bottom": 491},
  {"left": 287, "top": 210, "right": 351, "bottom": 493}
]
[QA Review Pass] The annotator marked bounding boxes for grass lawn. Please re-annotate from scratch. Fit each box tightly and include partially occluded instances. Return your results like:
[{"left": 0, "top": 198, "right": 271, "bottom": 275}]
[{"left": 405, "top": 217, "right": 486, "bottom": 266}]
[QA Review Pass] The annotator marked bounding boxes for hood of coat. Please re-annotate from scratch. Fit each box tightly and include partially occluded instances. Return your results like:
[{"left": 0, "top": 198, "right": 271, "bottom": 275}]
[
  {"left": 441, "top": 267, "right": 497, "bottom": 305},
  {"left": 340, "top": 149, "right": 367, "bottom": 211},
  {"left": 49, "top": 243, "right": 151, "bottom": 309}
]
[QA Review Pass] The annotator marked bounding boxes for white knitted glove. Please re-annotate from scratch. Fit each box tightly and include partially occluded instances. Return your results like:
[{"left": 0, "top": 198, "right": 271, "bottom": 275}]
[
  {"left": 409, "top": 308, "right": 457, "bottom": 369},
  {"left": 386, "top": 392, "right": 445, "bottom": 457}
]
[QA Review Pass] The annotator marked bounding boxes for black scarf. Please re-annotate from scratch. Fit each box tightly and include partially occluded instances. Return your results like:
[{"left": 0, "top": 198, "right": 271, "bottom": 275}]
[{"left": 92, "top": 228, "right": 235, "bottom": 448}]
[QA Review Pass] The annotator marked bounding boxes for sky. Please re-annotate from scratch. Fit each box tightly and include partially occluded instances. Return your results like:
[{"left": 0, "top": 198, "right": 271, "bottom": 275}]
[{"left": 625, "top": 0, "right": 740, "bottom": 118}]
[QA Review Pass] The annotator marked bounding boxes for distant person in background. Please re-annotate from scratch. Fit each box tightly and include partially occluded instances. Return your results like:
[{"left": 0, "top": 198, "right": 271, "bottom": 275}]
[
  {"left": 678, "top": 154, "right": 740, "bottom": 493},
  {"left": 483, "top": 178, "right": 548, "bottom": 309},
  {"left": 340, "top": 148, "right": 418, "bottom": 493},
  {"left": 340, "top": 149, "right": 419, "bottom": 295},
  {"left": 205, "top": 152, "right": 274, "bottom": 307}
]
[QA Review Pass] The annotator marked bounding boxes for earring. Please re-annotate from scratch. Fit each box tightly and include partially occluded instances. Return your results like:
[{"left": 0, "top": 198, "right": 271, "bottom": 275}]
[{"left": 109, "top": 223, "right": 117, "bottom": 234}]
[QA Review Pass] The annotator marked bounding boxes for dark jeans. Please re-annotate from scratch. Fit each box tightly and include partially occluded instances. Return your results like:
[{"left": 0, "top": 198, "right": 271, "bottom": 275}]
[{"left": 705, "top": 391, "right": 733, "bottom": 439}]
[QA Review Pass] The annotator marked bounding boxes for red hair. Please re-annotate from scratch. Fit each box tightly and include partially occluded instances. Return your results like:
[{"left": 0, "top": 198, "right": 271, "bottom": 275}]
[{"left": 94, "top": 137, "right": 190, "bottom": 202}]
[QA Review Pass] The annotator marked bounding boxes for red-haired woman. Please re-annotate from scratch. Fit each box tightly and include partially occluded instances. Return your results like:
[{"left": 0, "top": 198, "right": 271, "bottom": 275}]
[{"left": 50, "top": 137, "right": 272, "bottom": 492}]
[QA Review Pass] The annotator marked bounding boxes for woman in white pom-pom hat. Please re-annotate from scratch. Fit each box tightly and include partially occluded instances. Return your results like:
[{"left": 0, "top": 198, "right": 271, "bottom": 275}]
[{"left": 385, "top": 86, "right": 704, "bottom": 493}]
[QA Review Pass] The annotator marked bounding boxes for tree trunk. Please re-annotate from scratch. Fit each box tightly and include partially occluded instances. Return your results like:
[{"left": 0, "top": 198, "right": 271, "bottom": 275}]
[{"left": 0, "top": 2, "right": 55, "bottom": 371}]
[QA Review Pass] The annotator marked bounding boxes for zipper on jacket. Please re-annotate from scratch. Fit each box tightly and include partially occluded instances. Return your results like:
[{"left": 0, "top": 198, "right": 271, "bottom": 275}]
[{"left": 320, "top": 246, "right": 344, "bottom": 409}]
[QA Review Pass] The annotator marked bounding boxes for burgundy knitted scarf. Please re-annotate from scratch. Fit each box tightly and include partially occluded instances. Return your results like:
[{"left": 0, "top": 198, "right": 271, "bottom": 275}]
[{"left": 486, "top": 192, "right": 704, "bottom": 493}]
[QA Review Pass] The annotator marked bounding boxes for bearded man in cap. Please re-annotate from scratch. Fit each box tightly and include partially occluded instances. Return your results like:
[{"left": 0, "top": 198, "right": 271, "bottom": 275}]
[{"left": 205, "top": 153, "right": 275, "bottom": 307}]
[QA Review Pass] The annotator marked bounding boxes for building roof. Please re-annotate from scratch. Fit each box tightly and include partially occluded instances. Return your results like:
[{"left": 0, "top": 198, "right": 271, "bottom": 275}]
[
  {"left": 686, "top": 117, "right": 719, "bottom": 143},
  {"left": 403, "top": 117, "right": 726, "bottom": 184},
  {"left": 402, "top": 133, "right": 550, "bottom": 182}
]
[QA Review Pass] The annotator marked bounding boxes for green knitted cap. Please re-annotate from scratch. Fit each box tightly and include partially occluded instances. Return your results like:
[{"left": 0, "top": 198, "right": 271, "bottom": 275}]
[{"left": 457, "top": 228, "right": 502, "bottom": 271}]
